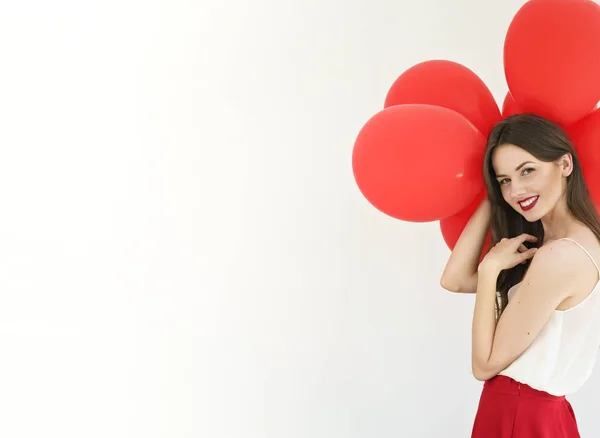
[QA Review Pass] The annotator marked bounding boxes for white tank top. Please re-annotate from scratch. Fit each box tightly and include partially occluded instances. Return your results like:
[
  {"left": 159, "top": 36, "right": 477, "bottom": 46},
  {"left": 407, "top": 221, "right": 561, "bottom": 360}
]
[{"left": 498, "top": 237, "right": 600, "bottom": 396}]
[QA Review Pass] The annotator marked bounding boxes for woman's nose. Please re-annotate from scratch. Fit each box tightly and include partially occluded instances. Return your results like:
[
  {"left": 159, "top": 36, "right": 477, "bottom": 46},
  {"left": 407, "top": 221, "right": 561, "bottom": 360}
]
[{"left": 511, "top": 182, "right": 526, "bottom": 198}]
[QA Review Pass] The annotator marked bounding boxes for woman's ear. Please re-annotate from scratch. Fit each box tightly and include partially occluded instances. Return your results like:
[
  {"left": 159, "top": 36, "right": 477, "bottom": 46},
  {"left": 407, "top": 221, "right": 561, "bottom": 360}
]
[{"left": 560, "top": 153, "right": 573, "bottom": 177}]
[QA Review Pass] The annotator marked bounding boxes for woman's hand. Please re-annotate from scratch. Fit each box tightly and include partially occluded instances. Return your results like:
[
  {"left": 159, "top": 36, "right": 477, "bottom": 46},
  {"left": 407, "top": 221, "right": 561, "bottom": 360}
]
[{"left": 479, "top": 233, "right": 538, "bottom": 276}]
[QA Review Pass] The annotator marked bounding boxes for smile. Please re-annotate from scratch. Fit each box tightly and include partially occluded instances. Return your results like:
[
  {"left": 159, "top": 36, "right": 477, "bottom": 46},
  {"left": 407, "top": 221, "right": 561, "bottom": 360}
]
[{"left": 518, "top": 196, "right": 539, "bottom": 211}]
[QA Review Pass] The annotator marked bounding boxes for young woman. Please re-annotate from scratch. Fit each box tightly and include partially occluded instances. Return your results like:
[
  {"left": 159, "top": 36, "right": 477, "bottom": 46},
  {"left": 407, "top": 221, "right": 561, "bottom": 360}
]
[{"left": 441, "top": 114, "right": 600, "bottom": 437}]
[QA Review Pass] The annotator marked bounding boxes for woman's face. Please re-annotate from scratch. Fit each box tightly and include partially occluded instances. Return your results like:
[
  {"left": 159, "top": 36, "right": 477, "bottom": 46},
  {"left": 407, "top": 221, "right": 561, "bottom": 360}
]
[{"left": 491, "top": 143, "right": 571, "bottom": 221}]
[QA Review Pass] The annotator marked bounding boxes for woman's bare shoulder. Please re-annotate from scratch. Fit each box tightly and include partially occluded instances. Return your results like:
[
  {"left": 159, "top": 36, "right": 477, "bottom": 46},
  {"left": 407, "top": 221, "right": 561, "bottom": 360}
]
[
  {"left": 563, "top": 229, "right": 600, "bottom": 255},
  {"left": 541, "top": 231, "right": 600, "bottom": 279},
  {"left": 535, "top": 234, "right": 598, "bottom": 273},
  {"left": 550, "top": 231, "right": 600, "bottom": 308}
]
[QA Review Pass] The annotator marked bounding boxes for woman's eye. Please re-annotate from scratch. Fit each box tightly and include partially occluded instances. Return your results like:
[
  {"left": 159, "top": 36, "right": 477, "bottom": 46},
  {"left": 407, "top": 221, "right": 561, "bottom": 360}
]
[{"left": 498, "top": 168, "right": 533, "bottom": 185}]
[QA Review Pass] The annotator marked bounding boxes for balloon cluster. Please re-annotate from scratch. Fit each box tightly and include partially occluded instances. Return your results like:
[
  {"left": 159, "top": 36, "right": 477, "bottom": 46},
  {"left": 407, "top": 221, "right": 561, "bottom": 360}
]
[{"left": 352, "top": 0, "right": 600, "bottom": 250}]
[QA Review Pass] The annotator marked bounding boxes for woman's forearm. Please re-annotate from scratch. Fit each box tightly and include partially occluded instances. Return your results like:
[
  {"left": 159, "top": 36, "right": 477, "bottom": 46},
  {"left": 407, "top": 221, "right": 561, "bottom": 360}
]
[
  {"left": 471, "top": 265, "right": 500, "bottom": 380},
  {"left": 441, "top": 198, "right": 491, "bottom": 291}
]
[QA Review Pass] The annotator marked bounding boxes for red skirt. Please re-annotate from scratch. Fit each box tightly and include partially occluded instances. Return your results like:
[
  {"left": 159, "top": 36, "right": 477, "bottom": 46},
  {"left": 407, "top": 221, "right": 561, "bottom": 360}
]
[{"left": 471, "top": 375, "right": 580, "bottom": 437}]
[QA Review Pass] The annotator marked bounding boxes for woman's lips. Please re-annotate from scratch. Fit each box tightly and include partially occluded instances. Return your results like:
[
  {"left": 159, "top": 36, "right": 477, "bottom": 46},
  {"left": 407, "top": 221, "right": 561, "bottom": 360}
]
[{"left": 519, "top": 196, "right": 539, "bottom": 211}]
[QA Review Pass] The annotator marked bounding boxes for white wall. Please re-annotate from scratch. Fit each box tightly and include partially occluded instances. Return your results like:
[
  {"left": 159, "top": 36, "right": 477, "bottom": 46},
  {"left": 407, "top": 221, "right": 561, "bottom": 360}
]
[{"left": 1, "top": 0, "right": 600, "bottom": 437}]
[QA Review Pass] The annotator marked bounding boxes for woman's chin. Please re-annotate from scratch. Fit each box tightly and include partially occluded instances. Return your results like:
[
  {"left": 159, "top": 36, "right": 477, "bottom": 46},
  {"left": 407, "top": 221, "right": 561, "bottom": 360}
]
[{"left": 520, "top": 209, "right": 543, "bottom": 222}]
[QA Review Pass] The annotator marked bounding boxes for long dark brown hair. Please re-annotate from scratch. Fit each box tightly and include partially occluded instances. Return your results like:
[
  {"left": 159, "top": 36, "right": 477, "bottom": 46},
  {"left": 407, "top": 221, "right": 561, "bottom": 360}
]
[{"left": 483, "top": 114, "right": 600, "bottom": 317}]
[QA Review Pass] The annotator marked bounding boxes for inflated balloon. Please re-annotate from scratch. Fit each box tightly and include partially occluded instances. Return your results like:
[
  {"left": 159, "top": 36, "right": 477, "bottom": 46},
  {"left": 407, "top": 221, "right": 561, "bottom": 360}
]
[
  {"left": 566, "top": 109, "right": 600, "bottom": 208},
  {"left": 439, "top": 191, "right": 491, "bottom": 261},
  {"left": 504, "top": 0, "right": 600, "bottom": 125},
  {"left": 501, "top": 92, "right": 523, "bottom": 118},
  {"left": 384, "top": 60, "right": 501, "bottom": 136},
  {"left": 352, "top": 104, "right": 485, "bottom": 222},
  {"left": 440, "top": 191, "right": 486, "bottom": 250}
]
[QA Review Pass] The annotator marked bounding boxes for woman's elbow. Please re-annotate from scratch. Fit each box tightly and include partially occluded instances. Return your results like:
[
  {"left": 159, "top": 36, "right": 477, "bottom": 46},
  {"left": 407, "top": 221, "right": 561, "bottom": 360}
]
[
  {"left": 440, "top": 277, "right": 461, "bottom": 292},
  {"left": 472, "top": 365, "right": 496, "bottom": 382},
  {"left": 472, "top": 369, "right": 487, "bottom": 381}
]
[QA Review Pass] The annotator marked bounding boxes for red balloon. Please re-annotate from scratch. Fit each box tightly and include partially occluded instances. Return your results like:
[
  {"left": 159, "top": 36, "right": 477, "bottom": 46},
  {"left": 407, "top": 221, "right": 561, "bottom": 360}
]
[
  {"left": 352, "top": 104, "right": 485, "bottom": 222},
  {"left": 501, "top": 92, "right": 524, "bottom": 118},
  {"left": 440, "top": 191, "right": 487, "bottom": 249},
  {"left": 439, "top": 191, "right": 491, "bottom": 262},
  {"left": 504, "top": 0, "right": 600, "bottom": 125},
  {"left": 566, "top": 108, "right": 600, "bottom": 207},
  {"left": 384, "top": 60, "right": 501, "bottom": 136}
]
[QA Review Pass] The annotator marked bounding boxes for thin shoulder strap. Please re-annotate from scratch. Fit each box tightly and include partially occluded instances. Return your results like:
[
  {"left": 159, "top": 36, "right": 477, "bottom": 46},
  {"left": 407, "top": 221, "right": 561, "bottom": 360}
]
[{"left": 556, "top": 237, "right": 600, "bottom": 274}]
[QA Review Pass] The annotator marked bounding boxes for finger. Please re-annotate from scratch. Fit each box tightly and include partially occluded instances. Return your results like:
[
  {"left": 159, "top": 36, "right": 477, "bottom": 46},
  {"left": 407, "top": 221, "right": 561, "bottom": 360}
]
[
  {"left": 518, "top": 244, "right": 528, "bottom": 253},
  {"left": 518, "top": 247, "right": 538, "bottom": 262},
  {"left": 515, "top": 233, "right": 537, "bottom": 243},
  {"left": 520, "top": 249, "right": 535, "bottom": 263},
  {"left": 519, "top": 247, "right": 532, "bottom": 263},
  {"left": 513, "top": 233, "right": 538, "bottom": 247}
]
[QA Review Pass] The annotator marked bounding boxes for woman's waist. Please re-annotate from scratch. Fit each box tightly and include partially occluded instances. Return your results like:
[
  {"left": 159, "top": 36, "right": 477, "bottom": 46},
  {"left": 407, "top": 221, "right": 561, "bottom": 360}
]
[{"left": 483, "top": 375, "right": 566, "bottom": 400}]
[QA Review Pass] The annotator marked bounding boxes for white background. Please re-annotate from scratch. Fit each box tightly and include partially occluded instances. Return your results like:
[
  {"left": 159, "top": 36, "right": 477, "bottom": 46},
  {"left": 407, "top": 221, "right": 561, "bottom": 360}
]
[{"left": 0, "top": 0, "right": 599, "bottom": 437}]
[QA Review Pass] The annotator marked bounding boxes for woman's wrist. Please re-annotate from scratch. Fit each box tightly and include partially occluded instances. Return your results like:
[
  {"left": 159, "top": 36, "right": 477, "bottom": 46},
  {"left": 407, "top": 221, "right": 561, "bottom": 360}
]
[{"left": 478, "top": 261, "right": 500, "bottom": 279}]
